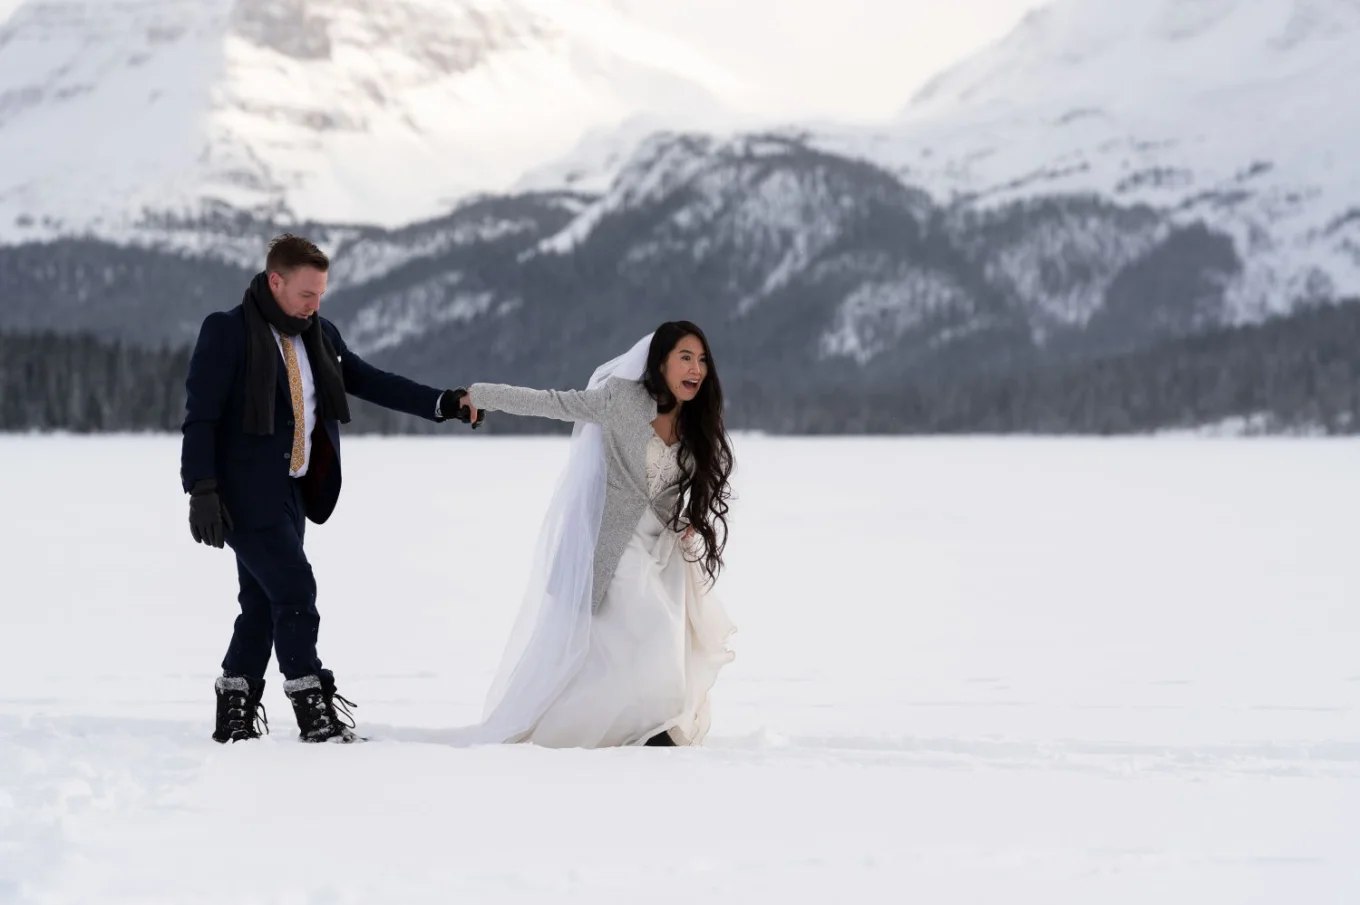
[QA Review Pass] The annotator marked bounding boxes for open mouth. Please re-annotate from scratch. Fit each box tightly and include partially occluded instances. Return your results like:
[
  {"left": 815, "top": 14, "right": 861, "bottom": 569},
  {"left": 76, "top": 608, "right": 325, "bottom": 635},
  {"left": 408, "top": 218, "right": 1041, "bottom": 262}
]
[{"left": 682, "top": 379, "right": 700, "bottom": 392}]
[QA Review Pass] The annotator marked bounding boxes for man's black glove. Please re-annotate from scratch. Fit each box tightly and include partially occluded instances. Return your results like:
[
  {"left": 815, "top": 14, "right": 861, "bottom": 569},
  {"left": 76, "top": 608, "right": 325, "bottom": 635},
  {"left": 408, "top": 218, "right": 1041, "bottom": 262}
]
[
  {"left": 189, "top": 479, "right": 233, "bottom": 549},
  {"left": 438, "top": 388, "right": 484, "bottom": 428}
]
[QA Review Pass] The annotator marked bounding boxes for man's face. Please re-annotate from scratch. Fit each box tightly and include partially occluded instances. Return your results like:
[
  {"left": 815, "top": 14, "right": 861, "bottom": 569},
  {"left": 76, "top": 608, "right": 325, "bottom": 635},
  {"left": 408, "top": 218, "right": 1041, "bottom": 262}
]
[{"left": 269, "top": 266, "right": 327, "bottom": 318}]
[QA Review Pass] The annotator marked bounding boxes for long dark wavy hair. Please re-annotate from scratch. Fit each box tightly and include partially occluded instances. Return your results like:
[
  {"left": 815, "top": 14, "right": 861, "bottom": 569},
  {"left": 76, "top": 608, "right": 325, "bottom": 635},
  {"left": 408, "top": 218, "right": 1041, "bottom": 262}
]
[{"left": 641, "top": 321, "right": 735, "bottom": 585}]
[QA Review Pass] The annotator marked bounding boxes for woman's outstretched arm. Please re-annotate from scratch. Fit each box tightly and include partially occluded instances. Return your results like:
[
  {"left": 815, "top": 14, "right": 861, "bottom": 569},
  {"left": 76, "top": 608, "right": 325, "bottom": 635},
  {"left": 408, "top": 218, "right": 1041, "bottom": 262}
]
[{"left": 465, "top": 380, "right": 614, "bottom": 424}]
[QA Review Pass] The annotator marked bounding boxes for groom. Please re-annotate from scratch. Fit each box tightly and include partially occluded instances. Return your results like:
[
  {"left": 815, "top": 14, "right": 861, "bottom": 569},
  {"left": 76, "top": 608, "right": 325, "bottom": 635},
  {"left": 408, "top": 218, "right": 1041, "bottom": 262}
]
[{"left": 180, "top": 234, "right": 480, "bottom": 744}]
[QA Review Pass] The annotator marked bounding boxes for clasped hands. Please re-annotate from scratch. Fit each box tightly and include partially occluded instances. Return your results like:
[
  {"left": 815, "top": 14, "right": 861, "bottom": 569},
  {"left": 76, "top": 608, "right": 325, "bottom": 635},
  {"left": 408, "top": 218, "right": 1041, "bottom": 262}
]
[{"left": 439, "top": 388, "right": 483, "bottom": 428}]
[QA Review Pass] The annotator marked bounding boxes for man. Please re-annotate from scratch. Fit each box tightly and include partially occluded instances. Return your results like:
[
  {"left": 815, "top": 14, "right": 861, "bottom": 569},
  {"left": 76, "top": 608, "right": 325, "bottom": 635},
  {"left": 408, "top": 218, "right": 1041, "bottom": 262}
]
[{"left": 180, "top": 234, "right": 481, "bottom": 744}]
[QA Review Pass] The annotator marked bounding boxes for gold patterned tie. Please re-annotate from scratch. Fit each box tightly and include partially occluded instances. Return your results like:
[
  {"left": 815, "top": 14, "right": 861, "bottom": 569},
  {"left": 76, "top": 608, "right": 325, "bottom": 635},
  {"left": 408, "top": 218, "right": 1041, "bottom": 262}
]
[{"left": 279, "top": 336, "right": 306, "bottom": 473}]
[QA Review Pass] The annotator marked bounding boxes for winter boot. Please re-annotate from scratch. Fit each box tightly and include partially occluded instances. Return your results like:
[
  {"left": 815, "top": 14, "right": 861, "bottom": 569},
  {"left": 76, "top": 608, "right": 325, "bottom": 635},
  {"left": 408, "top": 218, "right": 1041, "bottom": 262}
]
[
  {"left": 213, "top": 674, "right": 269, "bottom": 743},
  {"left": 283, "top": 671, "right": 361, "bottom": 743}
]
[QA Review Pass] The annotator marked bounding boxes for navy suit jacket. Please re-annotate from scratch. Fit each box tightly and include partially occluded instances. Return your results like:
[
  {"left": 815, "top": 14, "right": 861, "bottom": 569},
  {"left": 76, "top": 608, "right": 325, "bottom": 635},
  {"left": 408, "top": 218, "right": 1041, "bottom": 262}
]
[{"left": 180, "top": 304, "right": 445, "bottom": 529}]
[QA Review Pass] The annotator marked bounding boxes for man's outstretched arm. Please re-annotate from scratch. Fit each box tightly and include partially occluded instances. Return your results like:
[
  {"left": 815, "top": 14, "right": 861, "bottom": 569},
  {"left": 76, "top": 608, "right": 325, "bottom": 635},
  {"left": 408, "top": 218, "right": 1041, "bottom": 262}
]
[{"left": 323, "top": 320, "right": 455, "bottom": 422}]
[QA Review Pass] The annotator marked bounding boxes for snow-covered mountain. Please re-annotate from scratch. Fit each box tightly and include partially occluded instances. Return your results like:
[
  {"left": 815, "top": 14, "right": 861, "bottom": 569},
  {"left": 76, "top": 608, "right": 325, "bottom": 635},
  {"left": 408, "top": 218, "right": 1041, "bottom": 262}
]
[
  {"left": 0, "top": 0, "right": 741, "bottom": 243},
  {"left": 815, "top": 0, "right": 1360, "bottom": 322},
  {"left": 2, "top": 0, "right": 1355, "bottom": 434}
]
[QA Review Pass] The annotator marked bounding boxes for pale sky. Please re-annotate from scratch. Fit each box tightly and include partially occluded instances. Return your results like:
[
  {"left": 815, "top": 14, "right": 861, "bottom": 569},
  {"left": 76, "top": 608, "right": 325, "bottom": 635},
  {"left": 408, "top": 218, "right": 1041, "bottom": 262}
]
[
  {"left": 0, "top": 0, "right": 1048, "bottom": 122},
  {"left": 612, "top": 0, "right": 1048, "bottom": 121}
]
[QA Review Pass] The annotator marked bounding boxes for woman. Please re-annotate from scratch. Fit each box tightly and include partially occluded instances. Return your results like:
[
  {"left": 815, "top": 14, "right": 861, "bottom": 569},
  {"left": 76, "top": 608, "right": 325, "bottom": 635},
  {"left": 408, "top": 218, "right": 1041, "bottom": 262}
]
[{"left": 447, "top": 322, "right": 737, "bottom": 748}]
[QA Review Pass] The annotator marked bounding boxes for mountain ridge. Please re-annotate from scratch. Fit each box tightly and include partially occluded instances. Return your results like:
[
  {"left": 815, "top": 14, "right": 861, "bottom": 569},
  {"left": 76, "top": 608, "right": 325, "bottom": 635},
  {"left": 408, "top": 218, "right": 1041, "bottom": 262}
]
[
  {"left": 0, "top": 0, "right": 741, "bottom": 243},
  {"left": 798, "top": 0, "right": 1360, "bottom": 327},
  {"left": 0, "top": 0, "right": 1354, "bottom": 436}
]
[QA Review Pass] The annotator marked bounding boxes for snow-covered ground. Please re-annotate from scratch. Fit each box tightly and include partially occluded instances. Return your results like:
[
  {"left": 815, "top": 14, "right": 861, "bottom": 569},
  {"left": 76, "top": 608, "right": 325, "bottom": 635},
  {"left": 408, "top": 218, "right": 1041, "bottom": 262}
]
[{"left": 2, "top": 434, "right": 1358, "bottom": 902}]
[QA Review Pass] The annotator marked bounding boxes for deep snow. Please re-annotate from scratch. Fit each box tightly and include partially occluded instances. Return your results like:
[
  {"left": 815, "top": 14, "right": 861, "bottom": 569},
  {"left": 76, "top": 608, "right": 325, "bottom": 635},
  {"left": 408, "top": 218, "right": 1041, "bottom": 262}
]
[{"left": 1, "top": 434, "right": 1358, "bottom": 902}]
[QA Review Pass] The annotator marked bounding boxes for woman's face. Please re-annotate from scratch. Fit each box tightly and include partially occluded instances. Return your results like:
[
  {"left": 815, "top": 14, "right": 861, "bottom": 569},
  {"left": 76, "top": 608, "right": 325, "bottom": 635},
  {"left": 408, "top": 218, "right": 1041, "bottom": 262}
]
[{"left": 660, "top": 333, "right": 709, "bottom": 404}]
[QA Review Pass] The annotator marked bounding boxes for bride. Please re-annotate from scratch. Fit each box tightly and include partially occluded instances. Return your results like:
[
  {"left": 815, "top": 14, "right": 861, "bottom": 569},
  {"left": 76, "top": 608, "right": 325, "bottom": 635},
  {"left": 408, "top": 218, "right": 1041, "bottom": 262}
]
[{"left": 446, "top": 321, "right": 737, "bottom": 748}]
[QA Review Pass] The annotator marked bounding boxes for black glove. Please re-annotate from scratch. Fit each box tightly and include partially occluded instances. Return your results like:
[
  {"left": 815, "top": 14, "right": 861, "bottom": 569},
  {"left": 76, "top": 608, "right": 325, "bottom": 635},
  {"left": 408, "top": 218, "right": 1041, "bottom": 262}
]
[
  {"left": 189, "top": 479, "right": 233, "bottom": 549},
  {"left": 439, "top": 388, "right": 485, "bottom": 428}
]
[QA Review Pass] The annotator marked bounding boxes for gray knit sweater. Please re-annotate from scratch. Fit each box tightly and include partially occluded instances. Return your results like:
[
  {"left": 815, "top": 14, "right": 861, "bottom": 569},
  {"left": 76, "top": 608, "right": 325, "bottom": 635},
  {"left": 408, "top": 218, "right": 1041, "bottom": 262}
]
[{"left": 467, "top": 377, "right": 683, "bottom": 612}]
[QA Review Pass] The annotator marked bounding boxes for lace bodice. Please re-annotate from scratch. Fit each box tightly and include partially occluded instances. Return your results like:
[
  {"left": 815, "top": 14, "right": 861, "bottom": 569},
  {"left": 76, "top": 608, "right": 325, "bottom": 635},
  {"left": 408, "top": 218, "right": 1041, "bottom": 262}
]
[{"left": 646, "top": 434, "right": 683, "bottom": 498}]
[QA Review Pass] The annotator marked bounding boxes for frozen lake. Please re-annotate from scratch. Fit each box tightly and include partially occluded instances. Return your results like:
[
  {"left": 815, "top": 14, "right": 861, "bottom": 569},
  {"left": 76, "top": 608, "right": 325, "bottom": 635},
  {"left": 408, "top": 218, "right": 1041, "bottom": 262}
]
[{"left": 2, "top": 433, "right": 1357, "bottom": 902}]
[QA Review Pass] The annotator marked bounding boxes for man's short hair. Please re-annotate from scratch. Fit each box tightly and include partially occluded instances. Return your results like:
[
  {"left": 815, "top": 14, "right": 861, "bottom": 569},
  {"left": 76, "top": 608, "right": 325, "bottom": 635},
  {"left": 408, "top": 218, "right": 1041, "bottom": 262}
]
[{"left": 265, "top": 233, "right": 329, "bottom": 275}]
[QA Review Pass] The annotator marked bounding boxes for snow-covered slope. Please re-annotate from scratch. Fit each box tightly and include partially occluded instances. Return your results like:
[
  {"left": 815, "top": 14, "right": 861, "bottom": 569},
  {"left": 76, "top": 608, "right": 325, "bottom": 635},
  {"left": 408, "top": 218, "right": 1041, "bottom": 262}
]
[
  {"left": 816, "top": 0, "right": 1360, "bottom": 320},
  {"left": 514, "top": 114, "right": 739, "bottom": 196},
  {"left": 0, "top": 0, "right": 741, "bottom": 242},
  {"left": 4, "top": 0, "right": 1352, "bottom": 408}
]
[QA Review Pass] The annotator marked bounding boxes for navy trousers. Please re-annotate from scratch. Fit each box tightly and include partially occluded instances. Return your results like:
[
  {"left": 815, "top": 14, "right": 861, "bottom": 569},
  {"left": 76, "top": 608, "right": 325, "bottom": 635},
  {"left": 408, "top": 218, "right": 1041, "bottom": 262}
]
[{"left": 221, "top": 479, "right": 324, "bottom": 681}]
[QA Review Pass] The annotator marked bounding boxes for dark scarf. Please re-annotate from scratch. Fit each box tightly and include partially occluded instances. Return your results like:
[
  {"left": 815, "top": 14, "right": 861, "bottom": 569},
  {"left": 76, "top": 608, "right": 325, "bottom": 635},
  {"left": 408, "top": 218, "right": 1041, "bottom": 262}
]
[{"left": 242, "top": 271, "right": 350, "bottom": 435}]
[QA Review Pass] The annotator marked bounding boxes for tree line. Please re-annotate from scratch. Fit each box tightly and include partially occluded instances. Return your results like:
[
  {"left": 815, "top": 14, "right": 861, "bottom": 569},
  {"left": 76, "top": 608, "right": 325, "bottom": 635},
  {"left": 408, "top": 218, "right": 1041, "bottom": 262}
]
[
  {"left": 726, "top": 298, "right": 1360, "bottom": 435},
  {"left": 0, "top": 331, "right": 453, "bottom": 435},
  {"left": 3, "top": 298, "right": 1359, "bottom": 435}
]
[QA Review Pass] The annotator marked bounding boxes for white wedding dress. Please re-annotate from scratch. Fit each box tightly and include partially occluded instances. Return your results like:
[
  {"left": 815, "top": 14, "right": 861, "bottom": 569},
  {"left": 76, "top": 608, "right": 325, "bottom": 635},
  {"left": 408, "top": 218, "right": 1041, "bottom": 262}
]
[{"left": 514, "top": 434, "right": 737, "bottom": 748}]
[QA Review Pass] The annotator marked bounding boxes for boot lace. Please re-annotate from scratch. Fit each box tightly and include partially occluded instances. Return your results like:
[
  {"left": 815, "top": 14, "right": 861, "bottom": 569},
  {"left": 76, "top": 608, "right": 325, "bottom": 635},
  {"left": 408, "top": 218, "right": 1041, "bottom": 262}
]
[
  {"left": 327, "top": 691, "right": 358, "bottom": 729},
  {"left": 224, "top": 692, "right": 269, "bottom": 740}
]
